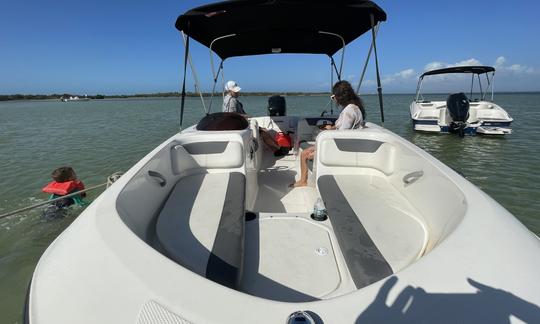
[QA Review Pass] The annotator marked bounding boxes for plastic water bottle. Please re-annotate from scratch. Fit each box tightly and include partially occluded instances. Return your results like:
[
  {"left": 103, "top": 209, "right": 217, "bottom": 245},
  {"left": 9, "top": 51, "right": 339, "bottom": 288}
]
[{"left": 313, "top": 198, "right": 327, "bottom": 221}]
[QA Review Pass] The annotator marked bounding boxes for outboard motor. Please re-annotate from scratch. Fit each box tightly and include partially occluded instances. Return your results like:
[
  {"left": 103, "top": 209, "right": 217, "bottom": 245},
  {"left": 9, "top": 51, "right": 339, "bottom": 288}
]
[
  {"left": 268, "top": 95, "right": 286, "bottom": 116},
  {"left": 446, "top": 92, "right": 470, "bottom": 137}
]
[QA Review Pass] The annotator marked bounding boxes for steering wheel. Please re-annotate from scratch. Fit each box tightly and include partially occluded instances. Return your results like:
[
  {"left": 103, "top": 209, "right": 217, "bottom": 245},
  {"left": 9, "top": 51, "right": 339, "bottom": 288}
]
[{"left": 311, "top": 120, "right": 333, "bottom": 139}]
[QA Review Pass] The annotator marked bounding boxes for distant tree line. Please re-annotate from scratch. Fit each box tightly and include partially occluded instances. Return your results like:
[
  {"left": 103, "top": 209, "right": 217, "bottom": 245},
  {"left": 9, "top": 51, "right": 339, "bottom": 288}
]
[{"left": 0, "top": 92, "right": 329, "bottom": 101}]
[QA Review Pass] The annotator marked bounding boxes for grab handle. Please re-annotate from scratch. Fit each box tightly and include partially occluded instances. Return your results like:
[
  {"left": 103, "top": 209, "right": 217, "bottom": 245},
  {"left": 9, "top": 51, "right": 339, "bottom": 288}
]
[
  {"left": 403, "top": 171, "right": 423, "bottom": 186},
  {"left": 148, "top": 170, "right": 167, "bottom": 187}
]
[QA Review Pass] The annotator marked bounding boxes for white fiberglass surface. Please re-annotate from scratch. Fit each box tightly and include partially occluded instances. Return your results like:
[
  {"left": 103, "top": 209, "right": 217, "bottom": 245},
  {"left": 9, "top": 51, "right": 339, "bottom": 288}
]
[
  {"left": 253, "top": 152, "right": 318, "bottom": 213},
  {"left": 242, "top": 145, "right": 430, "bottom": 300},
  {"left": 241, "top": 214, "right": 347, "bottom": 302}
]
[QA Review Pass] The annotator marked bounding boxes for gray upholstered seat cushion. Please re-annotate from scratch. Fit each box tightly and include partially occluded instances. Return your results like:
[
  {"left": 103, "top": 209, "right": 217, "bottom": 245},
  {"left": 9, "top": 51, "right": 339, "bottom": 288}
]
[
  {"left": 156, "top": 172, "right": 245, "bottom": 288},
  {"left": 317, "top": 175, "right": 393, "bottom": 288}
]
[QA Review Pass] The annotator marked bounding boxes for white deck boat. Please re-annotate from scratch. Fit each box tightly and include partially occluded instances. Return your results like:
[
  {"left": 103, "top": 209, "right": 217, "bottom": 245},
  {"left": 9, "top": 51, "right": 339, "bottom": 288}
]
[
  {"left": 410, "top": 66, "right": 513, "bottom": 136},
  {"left": 60, "top": 95, "right": 90, "bottom": 102},
  {"left": 25, "top": 1, "right": 539, "bottom": 323}
]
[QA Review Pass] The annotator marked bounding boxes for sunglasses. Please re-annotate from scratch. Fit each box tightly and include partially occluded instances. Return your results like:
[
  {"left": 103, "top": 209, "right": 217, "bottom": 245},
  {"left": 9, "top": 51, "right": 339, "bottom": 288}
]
[{"left": 330, "top": 94, "right": 336, "bottom": 101}]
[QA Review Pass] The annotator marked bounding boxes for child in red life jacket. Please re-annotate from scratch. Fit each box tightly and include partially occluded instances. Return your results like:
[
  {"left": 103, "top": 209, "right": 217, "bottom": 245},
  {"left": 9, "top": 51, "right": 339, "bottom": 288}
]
[{"left": 42, "top": 167, "right": 86, "bottom": 208}]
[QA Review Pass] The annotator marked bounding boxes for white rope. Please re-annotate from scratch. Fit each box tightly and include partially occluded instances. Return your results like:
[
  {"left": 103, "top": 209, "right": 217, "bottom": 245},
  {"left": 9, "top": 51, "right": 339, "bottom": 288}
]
[{"left": 0, "top": 172, "right": 123, "bottom": 220}]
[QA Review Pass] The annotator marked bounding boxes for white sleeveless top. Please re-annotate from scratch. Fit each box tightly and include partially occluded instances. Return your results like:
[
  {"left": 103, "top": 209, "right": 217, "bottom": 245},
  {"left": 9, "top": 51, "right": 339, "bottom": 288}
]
[{"left": 335, "top": 104, "right": 364, "bottom": 130}]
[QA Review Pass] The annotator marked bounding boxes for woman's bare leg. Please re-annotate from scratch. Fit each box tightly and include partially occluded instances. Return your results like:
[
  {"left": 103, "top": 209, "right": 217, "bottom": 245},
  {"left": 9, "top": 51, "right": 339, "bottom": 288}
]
[
  {"left": 292, "top": 146, "right": 315, "bottom": 187},
  {"left": 260, "top": 130, "right": 280, "bottom": 151}
]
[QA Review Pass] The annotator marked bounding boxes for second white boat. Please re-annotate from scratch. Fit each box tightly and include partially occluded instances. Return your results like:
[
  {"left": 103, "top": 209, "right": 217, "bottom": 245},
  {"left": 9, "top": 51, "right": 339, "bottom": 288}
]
[{"left": 410, "top": 66, "right": 513, "bottom": 136}]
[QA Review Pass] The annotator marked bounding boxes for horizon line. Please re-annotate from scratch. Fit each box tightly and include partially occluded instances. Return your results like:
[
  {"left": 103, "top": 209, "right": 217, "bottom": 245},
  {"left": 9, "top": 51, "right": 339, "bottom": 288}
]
[{"left": 2, "top": 90, "right": 540, "bottom": 97}]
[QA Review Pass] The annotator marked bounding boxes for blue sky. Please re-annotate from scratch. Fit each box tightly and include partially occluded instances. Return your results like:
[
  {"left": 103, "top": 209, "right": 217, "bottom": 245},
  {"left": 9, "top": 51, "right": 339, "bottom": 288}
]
[{"left": 1, "top": 0, "right": 539, "bottom": 94}]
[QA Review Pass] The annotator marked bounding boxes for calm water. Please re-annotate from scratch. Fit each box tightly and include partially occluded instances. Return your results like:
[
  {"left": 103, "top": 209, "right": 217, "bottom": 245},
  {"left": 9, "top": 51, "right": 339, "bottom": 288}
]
[{"left": 1, "top": 94, "right": 539, "bottom": 323}]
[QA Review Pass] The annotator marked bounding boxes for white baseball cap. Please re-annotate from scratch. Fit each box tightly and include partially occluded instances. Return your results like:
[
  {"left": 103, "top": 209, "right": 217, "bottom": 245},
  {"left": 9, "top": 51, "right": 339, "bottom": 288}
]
[{"left": 225, "top": 80, "right": 241, "bottom": 92}]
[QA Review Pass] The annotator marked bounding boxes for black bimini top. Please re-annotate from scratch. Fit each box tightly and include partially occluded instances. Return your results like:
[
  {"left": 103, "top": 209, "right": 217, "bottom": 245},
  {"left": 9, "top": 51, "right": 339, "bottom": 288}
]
[
  {"left": 175, "top": 0, "right": 386, "bottom": 59},
  {"left": 421, "top": 66, "right": 496, "bottom": 78}
]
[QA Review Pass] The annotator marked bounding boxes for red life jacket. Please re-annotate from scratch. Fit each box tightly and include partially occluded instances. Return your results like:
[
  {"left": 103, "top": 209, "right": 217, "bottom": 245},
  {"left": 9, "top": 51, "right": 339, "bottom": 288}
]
[
  {"left": 42, "top": 180, "right": 85, "bottom": 196},
  {"left": 274, "top": 132, "right": 292, "bottom": 148}
]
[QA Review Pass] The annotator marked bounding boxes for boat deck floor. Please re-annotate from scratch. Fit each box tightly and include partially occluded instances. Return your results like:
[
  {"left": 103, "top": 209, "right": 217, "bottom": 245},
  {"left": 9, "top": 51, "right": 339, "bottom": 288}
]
[
  {"left": 252, "top": 150, "right": 318, "bottom": 213},
  {"left": 241, "top": 149, "right": 427, "bottom": 301}
]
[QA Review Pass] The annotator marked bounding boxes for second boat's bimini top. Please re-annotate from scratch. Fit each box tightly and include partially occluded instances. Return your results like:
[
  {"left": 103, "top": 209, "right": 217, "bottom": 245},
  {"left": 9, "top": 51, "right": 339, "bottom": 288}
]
[
  {"left": 415, "top": 66, "right": 498, "bottom": 102},
  {"left": 175, "top": 0, "right": 386, "bottom": 59},
  {"left": 420, "top": 66, "right": 496, "bottom": 78}
]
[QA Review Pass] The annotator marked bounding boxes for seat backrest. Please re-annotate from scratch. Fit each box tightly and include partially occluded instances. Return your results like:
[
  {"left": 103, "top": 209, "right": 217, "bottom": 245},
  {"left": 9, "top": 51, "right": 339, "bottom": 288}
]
[
  {"left": 171, "top": 132, "right": 246, "bottom": 175},
  {"left": 316, "top": 130, "right": 396, "bottom": 177}
]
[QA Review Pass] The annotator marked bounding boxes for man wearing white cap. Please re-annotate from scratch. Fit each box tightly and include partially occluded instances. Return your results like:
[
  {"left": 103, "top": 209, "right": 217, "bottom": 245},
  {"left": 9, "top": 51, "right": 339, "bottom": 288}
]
[
  {"left": 223, "top": 80, "right": 247, "bottom": 115},
  {"left": 222, "top": 80, "right": 289, "bottom": 157}
]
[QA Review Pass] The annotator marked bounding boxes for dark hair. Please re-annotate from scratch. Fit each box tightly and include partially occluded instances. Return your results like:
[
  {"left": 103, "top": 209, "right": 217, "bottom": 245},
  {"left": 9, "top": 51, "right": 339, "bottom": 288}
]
[
  {"left": 332, "top": 80, "right": 366, "bottom": 119},
  {"left": 52, "top": 167, "right": 77, "bottom": 182}
]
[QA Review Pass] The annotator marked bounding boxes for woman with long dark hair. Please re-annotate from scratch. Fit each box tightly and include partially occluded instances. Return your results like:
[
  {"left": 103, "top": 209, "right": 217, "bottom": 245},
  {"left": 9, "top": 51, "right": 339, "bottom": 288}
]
[
  {"left": 291, "top": 80, "right": 365, "bottom": 187},
  {"left": 330, "top": 80, "right": 365, "bottom": 129}
]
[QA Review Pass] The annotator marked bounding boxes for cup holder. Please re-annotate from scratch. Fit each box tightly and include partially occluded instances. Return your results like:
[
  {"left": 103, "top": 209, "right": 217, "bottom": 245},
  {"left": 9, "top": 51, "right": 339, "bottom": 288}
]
[{"left": 245, "top": 211, "right": 257, "bottom": 221}]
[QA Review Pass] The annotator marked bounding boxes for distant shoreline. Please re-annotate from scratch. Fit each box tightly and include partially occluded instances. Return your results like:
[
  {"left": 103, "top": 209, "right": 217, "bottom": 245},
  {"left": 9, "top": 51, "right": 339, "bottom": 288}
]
[
  {"left": 0, "top": 92, "right": 329, "bottom": 101},
  {"left": 1, "top": 91, "right": 539, "bottom": 101}
]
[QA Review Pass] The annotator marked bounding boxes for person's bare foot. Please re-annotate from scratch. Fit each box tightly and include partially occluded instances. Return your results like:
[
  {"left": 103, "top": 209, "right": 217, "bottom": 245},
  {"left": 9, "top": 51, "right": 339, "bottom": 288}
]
[{"left": 289, "top": 180, "right": 308, "bottom": 188}]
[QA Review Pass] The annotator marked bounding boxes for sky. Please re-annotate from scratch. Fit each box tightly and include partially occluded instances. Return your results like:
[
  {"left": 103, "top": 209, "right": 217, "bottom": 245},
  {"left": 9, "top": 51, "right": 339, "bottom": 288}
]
[{"left": 1, "top": 0, "right": 539, "bottom": 94}]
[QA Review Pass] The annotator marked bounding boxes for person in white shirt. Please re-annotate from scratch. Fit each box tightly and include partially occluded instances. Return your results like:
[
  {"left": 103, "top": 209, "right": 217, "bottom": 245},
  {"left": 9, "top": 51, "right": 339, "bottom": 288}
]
[
  {"left": 222, "top": 80, "right": 290, "bottom": 156},
  {"left": 222, "top": 81, "right": 247, "bottom": 115},
  {"left": 291, "top": 80, "right": 365, "bottom": 187}
]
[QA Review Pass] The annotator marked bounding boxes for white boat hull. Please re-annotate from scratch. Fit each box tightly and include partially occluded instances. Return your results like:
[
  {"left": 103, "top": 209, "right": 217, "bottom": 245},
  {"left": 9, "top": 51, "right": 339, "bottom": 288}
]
[
  {"left": 26, "top": 117, "right": 540, "bottom": 324},
  {"left": 410, "top": 100, "right": 513, "bottom": 135}
]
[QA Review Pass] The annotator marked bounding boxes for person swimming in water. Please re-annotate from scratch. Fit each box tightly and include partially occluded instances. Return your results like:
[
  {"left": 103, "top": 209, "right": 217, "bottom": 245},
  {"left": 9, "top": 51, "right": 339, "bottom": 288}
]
[{"left": 42, "top": 166, "right": 86, "bottom": 218}]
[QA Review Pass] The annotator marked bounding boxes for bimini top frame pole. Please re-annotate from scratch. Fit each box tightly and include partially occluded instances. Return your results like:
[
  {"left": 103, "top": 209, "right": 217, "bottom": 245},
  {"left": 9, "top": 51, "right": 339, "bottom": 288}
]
[
  {"left": 208, "top": 34, "right": 235, "bottom": 114},
  {"left": 415, "top": 76, "right": 424, "bottom": 102},
  {"left": 356, "top": 23, "right": 379, "bottom": 94},
  {"left": 370, "top": 14, "right": 385, "bottom": 125},
  {"left": 319, "top": 31, "right": 345, "bottom": 81},
  {"left": 179, "top": 32, "right": 190, "bottom": 130},
  {"left": 481, "top": 71, "right": 496, "bottom": 101},
  {"left": 319, "top": 31, "right": 346, "bottom": 115},
  {"left": 181, "top": 31, "right": 207, "bottom": 114},
  {"left": 490, "top": 72, "right": 495, "bottom": 101},
  {"left": 470, "top": 73, "right": 475, "bottom": 99}
]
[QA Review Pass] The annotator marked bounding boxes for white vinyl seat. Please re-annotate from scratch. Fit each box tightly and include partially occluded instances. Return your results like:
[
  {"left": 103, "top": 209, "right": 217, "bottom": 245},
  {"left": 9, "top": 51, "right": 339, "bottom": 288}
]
[
  {"left": 156, "top": 172, "right": 246, "bottom": 288},
  {"left": 316, "top": 133, "right": 426, "bottom": 288},
  {"left": 318, "top": 175, "right": 425, "bottom": 272}
]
